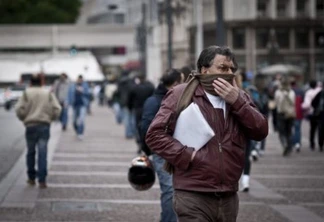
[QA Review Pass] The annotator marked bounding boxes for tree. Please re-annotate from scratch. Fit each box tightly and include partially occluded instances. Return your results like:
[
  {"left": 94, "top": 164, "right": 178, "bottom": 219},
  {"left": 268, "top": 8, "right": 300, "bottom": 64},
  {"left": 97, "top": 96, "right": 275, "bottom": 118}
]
[{"left": 0, "top": 0, "right": 82, "bottom": 24}]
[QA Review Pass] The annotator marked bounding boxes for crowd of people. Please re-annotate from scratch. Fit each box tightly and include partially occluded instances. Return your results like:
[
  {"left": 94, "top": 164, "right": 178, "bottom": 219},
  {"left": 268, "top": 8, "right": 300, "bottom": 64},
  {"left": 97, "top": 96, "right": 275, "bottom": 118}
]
[{"left": 13, "top": 44, "right": 324, "bottom": 222}]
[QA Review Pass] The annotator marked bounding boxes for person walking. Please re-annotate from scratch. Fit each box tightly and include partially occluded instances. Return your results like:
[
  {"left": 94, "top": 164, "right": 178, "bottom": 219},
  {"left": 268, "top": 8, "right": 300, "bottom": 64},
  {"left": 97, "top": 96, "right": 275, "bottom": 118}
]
[
  {"left": 15, "top": 74, "right": 61, "bottom": 189},
  {"left": 275, "top": 76, "right": 296, "bottom": 156},
  {"left": 311, "top": 84, "right": 324, "bottom": 152},
  {"left": 139, "top": 69, "right": 182, "bottom": 222},
  {"left": 302, "top": 80, "right": 322, "bottom": 150},
  {"left": 127, "top": 73, "right": 154, "bottom": 154},
  {"left": 146, "top": 46, "right": 268, "bottom": 222},
  {"left": 52, "top": 73, "right": 70, "bottom": 131},
  {"left": 291, "top": 80, "right": 304, "bottom": 152},
  {"left": 68, "top": 75, "right": 90, "bottom": 140}
]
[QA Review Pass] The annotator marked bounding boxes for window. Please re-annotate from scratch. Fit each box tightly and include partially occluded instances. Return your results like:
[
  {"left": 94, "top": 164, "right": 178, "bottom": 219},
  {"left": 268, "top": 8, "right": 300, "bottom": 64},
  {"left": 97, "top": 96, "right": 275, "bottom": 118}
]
[
  {"left": 315, "top": 30, "right": 324, "bottom": 47},
  {"left": 232, "top": 28, "right": 245, "bottom": 49},
  {"left": 256, "top": 28, "right": 269, "bottom": 48},
  {"left": 276, "top": 28, "right": 290, "bottom": 48},
  {"left": 277, "top": 0, "right": 288, "bottom": 17},
  {"left": 295, "top": 29, "right": 309, "bottom": 48},
  {"left": 257, "top": 0, "right": 269, "bottom": 17},
  {"left": 316, "top": 0, "right": 324, "bottom": 17},
  {"left": 296, "top": 0, "right": 307, "bottom": 17}
]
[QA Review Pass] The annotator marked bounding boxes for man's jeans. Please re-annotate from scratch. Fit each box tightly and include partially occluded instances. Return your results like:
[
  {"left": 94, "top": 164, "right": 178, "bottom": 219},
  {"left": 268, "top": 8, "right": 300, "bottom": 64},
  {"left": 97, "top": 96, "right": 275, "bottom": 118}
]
[
  {"left": 123, "top": 107, "right": 136, "bottom": 138},
  {"left": 25, "top": 124, "right": 50, "bottom": 183},
  {"left": 73, "top": 105, "right": 86, "bottom": 135},
  {"left": 292, "top": 119, "right": 302, "bottom": 146},
  {"left": 59, "top": 104, "right": 68, "bottom": 128},
  {"left": 152, "top": 154, "right": 177, "bottom": 222}
]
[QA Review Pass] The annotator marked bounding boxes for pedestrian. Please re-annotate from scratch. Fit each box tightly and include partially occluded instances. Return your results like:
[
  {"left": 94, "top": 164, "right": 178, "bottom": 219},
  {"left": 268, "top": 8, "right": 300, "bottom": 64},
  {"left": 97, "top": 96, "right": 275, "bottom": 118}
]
[
  {"left": 139, "top": 68, "right": 182, "bottom": 222},
  {"left": 146, "top": 46, "right": 268, "bottom": 222},
  {"left": 15, "top": 74, "right": 61, "bottom": 189},
  {"left": 267, "top": 74, "right": 282, "bottom": 132},
  {"left": 291, "top": 80, "right": 304, "bottom": 152},
  {"left": 117, "top": 71, "right": 136, "bottom": 139},
  {"left": 275, "top": 76, "right": 296, "bottom": 156},
  {"left": 180, "top": 66, "right": 191, "bottom": 83},
  {"left": 311, "top": 83, "right": 324, "bottom": 152},
  {"left": 127, "top": 73, "right": 154, "bottom": 154},
  {"left": 302, "top": 80, "right": 322, "bottom": 150},
  {"left": 68, "top": 75, "right": 90, "bottom": 140},
  {"left": 52, "top": 73, "right": 70, "bottom": 131}
]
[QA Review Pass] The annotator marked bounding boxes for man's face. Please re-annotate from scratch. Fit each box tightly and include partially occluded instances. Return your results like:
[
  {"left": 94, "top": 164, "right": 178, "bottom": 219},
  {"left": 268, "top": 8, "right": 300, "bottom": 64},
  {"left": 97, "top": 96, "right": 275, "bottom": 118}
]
[
  {"left": 77, "top": 77, "right": 83, "bottom": 84},
  {"left": 202, "top": 55, "right": 235, "bottom": 75}
]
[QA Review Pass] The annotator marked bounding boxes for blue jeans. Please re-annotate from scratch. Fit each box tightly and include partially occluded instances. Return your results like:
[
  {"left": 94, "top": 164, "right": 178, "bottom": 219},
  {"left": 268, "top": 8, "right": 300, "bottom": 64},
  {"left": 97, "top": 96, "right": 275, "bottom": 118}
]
[
  {"left": 123, "top": 107, "right": 136, "bottom": 138},
  {"left": 292, "top": 119, "right": 302, "bottom": 146},
  {"left": 25, "top": 124, "right": 50, "bottom": 183},
  {"left": 59, "top": 104, "right": 68, "bottom": 128},
  {"left": 73, "top": 105, "right": 86, "bottom": 135},
  {"left": 152, "top": 154, "right": 177, "bottom": 222}
]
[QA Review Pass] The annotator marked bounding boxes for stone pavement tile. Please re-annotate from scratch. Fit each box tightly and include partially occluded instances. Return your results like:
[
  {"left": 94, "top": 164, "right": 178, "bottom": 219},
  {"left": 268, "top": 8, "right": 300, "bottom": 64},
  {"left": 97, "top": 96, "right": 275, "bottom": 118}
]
[
  {"left": 38, "top": 187, "right": 160, "bottom": 200},
  {"left": 256, "top": 177, "right": 324, "bottom": 189},
  {"left": 0, "top": 208, "right": 33, "bottom": 222},
  {"left": 270, "top": 204, "right": 324, "bottom": 222},
  {"left": 305, "top": 206, "right": 324, "bottom": 218},
  {"left": 49, "top": 165, "right": 129, "bottom": 172},
  {"left": 237, "top": 204, "right": 288, "bottom": 222},
  {"left": 47, "top": 175, "right": 129, "bottom": 184},
  {"left": 26, "top": 202, "right": 160, "bottom": 222},
  {"left": 276, "top": 190, "right": 324, "bottom": 203}
]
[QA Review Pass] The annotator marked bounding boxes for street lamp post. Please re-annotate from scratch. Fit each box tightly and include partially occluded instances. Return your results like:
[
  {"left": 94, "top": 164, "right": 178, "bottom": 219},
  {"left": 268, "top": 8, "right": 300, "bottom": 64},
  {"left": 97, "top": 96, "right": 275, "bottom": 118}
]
[{"left": 166, "top": 0, "right": 173, "bottom": 69}]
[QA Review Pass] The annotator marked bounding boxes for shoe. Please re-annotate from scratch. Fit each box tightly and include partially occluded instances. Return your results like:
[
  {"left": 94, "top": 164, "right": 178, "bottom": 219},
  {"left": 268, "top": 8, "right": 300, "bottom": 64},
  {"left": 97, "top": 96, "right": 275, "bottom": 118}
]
[
  {"left": 251, "top": 150, "right": 258, "bottom": 161},
  {"left": 241, "top": 175, "right": 249, "bottom": 192},
  {"left": 39, "top": 182, "right": 47, "bottom": 189},
  {"left": 62, "top": 125, "right": 67, "bottom": 131},
  {"left": 294, "top": 143, "right": 301, "bottom": 153},
  {"left": 259, "top": 150, "right": 265, "bottom": 157},
  {"left": 283, "top": 147, "right": 292, "bottom": 156},
  {"left": 77, "top": 135, "right": 84, "bottom": 141},
  {"left": 26, "top": 179, "right": 35, "bottom": 186},
  {"left": 320, "top": 146, "right": 323, "bottom": 152}
]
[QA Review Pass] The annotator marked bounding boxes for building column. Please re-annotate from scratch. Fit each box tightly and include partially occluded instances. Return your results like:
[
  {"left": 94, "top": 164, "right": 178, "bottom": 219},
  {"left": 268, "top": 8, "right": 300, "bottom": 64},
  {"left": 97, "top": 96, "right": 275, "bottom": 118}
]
[
  {"left": 245, "top": 27, "right": 253, "bottom": 73},
  {"left": 309, "top": 28, "right": 315, "bottom": 80},
  {"left": 290, "top": 0, "right": 296, "bottom": 18},
  {"left": 309, "top": 0, "right": 316, "bottom": 18}
]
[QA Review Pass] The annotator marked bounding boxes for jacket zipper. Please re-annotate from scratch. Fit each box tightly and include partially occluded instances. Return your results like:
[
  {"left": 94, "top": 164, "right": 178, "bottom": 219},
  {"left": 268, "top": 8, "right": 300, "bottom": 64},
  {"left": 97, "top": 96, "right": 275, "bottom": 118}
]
[{"left": 219, "top": 142, "right": 224, "bottom": 186}]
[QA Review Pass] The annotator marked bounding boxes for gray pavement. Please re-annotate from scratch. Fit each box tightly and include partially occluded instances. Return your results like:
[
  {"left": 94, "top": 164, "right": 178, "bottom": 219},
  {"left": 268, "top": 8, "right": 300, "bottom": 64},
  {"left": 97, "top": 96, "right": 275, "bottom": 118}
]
[
  {"left": 0, "top": 108, "right": 25, "bottom": 181},
  {"left": 0, "top": 106, "right": 323, "bottom": 222}
]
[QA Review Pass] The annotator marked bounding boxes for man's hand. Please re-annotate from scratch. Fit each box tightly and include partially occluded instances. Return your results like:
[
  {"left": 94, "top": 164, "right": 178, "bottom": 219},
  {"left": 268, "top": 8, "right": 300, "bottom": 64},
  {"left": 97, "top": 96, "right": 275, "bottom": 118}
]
[{"left": 212, "top": 77, "right": 239, "bottom": 105}]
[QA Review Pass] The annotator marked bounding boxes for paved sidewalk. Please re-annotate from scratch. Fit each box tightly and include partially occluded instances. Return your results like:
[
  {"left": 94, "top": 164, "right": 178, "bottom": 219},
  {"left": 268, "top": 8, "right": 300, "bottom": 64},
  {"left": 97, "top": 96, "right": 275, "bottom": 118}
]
[{"left": 0, "top": 106, "right": 323, "bottom": 222}]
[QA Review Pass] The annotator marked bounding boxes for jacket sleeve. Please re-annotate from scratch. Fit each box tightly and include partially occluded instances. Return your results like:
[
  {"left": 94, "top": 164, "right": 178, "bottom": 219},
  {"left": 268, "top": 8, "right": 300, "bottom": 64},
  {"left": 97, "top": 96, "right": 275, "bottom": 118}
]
[
  {"left": 145, "top": 88, "right": 195, "bottom": 171},
  {"left": 139, "top": 97, "right": 158, "bottom": 156},
  {"left": 230, "top": 90, "right": 268, "bottom": 141},
  {"left": 50, "top": 93, "right": 62, "bottom": 120}
]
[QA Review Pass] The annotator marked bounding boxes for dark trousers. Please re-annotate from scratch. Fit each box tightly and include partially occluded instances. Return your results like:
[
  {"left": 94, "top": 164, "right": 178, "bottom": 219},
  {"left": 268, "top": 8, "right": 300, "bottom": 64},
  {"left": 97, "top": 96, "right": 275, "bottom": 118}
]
[
  {"left": 277, "top": 114, "right": 294, "bottom": 154},
  {"left": 25, "top": 124, "right": 50, "bottom": 183},
  {"left": 173, "top": 190, "right": 239, "bottom": 222},
  {"left": 309, "top": 115, "right": 319, "bottom": 149}
]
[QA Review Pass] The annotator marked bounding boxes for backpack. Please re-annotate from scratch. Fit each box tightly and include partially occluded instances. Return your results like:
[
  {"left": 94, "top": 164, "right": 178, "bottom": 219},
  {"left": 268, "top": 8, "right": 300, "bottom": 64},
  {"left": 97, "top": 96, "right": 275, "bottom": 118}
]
[{"left": 279, "top": 91, "right": 296, "bottom": 119}]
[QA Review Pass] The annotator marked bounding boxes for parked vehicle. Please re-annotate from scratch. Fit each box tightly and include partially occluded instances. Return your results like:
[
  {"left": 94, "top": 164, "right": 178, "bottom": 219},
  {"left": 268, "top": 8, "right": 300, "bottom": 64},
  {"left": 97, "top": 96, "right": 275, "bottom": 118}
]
[
  {"left": 0, "top": 89, "right": 5, "bottom": 106},
  {"left": 4, "top": 85, "right": 26, "bottom": 111}
]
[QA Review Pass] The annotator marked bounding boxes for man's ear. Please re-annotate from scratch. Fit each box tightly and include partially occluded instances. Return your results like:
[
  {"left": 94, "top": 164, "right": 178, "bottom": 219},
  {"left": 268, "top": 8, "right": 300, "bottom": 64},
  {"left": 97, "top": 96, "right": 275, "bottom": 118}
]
[{"left": 201, "top": 67, "right": 208, "bottom": 74}]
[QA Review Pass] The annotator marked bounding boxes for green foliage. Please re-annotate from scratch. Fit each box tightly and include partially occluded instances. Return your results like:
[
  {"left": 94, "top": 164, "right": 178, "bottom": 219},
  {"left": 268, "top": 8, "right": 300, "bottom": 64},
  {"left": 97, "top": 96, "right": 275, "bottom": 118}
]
[{"left": 0, "top": 0, "right": 82, "bottom": 24}]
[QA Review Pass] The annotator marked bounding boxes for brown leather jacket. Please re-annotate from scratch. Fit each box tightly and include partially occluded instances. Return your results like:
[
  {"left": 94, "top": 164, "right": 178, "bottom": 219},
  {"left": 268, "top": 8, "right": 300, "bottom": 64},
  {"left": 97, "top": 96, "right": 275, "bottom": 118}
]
[{"left": 146, "top": 83, "right": 268, "bottom": 192}]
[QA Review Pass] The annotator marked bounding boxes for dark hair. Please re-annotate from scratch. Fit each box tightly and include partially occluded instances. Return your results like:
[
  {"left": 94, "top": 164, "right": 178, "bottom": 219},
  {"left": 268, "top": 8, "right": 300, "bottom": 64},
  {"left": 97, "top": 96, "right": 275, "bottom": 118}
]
[
  {"left": 160, "top": 69, "right": 182, "bottom": 87},
  {"left": 309, "top": 80, "right": 317, "bottom": 89},
  {"left": 196, "top": 45, "right": 238, "bottom": 73},
  {"left": 180, "top": 66, "right": 192, "bottom": 81},
  {"left": 78, "top": 75, "right": 83, "bottom": 79},
  {"left": 30, "top": 74, "right": 42, "bottom": 86}
]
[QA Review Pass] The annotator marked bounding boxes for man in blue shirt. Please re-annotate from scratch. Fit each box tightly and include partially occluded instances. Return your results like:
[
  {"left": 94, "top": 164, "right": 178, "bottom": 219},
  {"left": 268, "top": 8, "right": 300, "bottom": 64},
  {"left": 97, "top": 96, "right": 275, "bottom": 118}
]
[{"left": 68, "top": 75, "right": 90, "bottom": 140}]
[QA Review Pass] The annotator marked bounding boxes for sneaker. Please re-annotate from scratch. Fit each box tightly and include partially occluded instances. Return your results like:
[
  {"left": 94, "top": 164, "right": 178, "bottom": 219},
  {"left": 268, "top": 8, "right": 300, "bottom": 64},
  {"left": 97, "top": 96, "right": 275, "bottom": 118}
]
[
  {"left": 241, "top": 175, "right": 250, "bottom": 192},
  {"left": 39, "top": 182, "right": 47, "bottom": 189},
  {"left": 26, "top": 179, "right": 35, "bottom": 186},
  {"left": 294, "top": 143, "right": 301, "bottom": 153},
  {"left": 77, "top": 135, "right": 84, "bottom": 141},
  {"left": 251, "top": 150, "right": 258, "bottom": 161}
]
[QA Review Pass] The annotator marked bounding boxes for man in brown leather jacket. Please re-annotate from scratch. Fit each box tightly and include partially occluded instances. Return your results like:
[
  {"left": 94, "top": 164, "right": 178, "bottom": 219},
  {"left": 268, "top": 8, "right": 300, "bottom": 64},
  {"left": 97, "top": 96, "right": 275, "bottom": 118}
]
[{"left": 146, "top": 46, "right": 268, "bottom": 222}]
